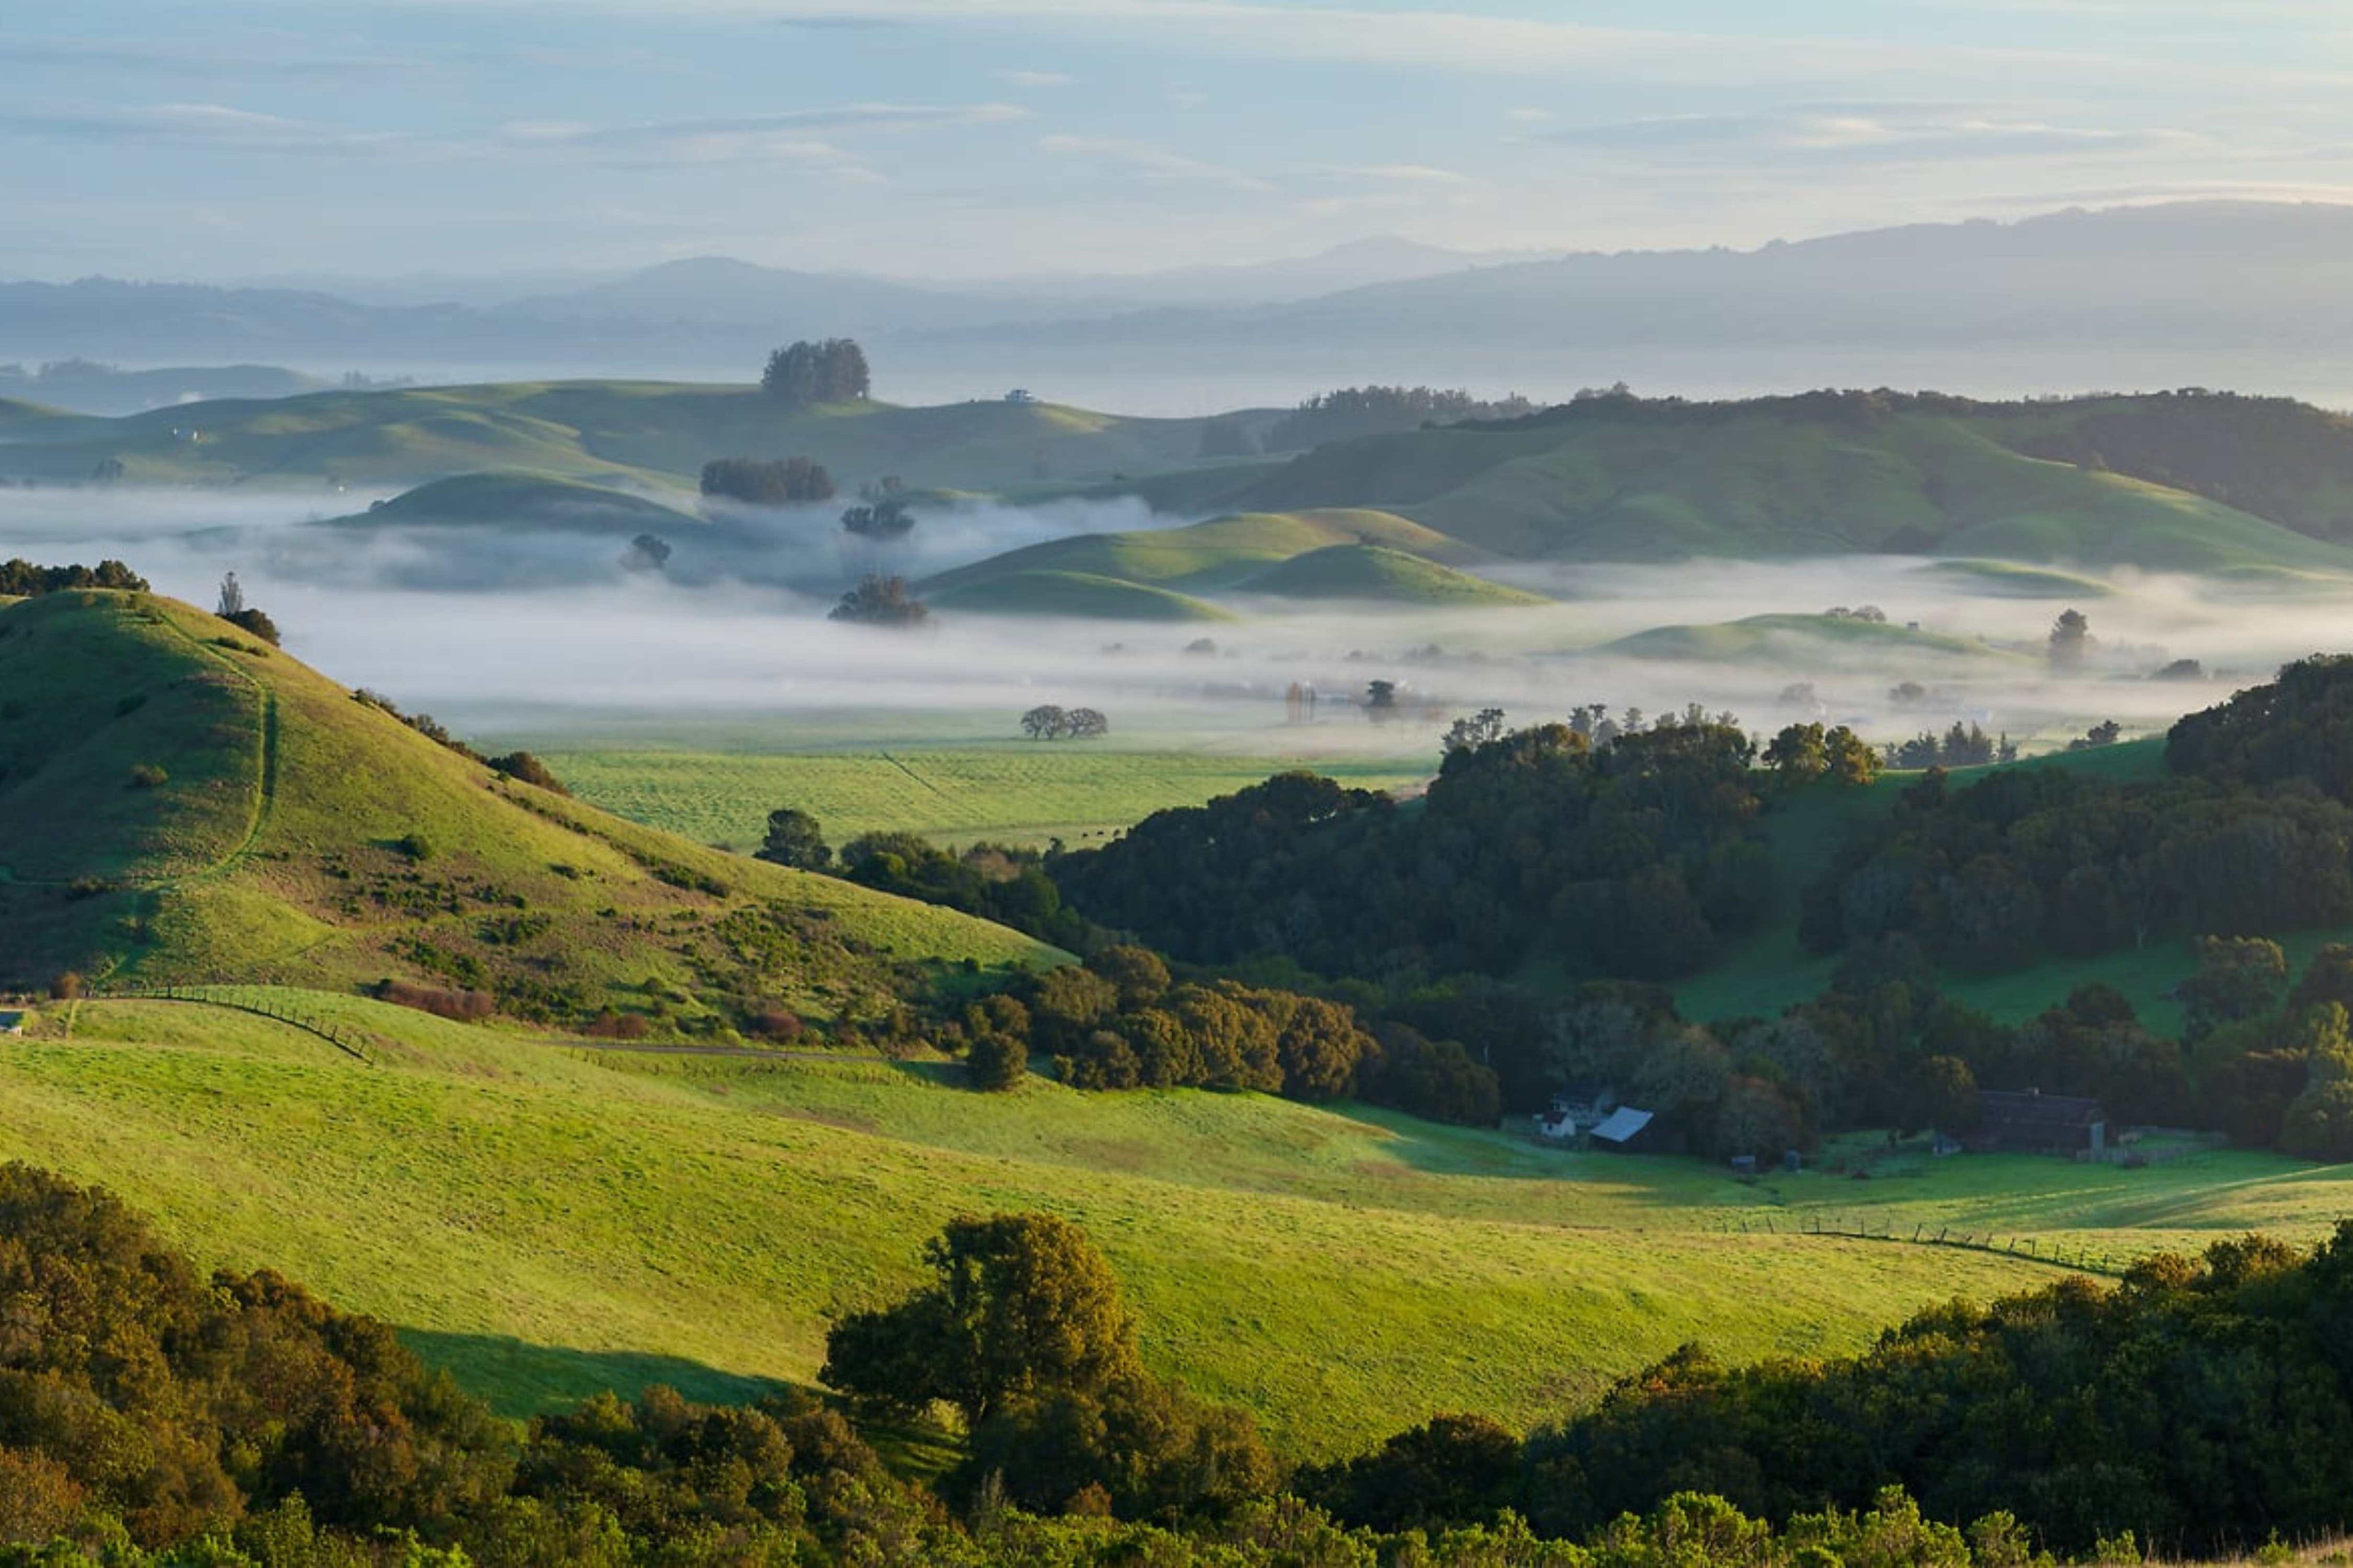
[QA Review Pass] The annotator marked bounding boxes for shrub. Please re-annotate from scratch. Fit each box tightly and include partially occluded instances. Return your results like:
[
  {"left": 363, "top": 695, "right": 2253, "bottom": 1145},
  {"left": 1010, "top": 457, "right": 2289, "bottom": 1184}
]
[
  {"left": 126, "top": 762, "right": 167, "bottom": 789},
  {"left": 396, "top": 831, "right": 434, "bottom": 862},
  {"left": 488, "top": 752, "right": 569, "bottom": 795},
  {"left": 748, "top": 1010, "right": 804, "bottom": 1042},
  {"left": 49, "top": 971, "right": 83, "bottom": 1001},
  {"left": 374, "top": 978, "right": 494, "bottom": 1021},
  {"left": 582, "top": 1009, "right": 650, "bottom": 1040},
  {"left": 967, "top": 1029, "right": 1029, "bottom": 1092},
  {"left": 222, "top": 606, "right": 281, "bottom": 646}
]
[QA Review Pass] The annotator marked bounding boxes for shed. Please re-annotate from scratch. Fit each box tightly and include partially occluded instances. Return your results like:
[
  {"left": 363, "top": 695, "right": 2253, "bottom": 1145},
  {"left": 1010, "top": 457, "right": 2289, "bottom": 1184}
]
[
  {"left": 0, "top": 1011, "right": 24, "bottom": 1036},
  {"left": 1967, "top": 1090, "right": 2107, "bottom": 1155},
  {"left": 1588, "top": 1105, "right": 1658, "bottom": 1151}
]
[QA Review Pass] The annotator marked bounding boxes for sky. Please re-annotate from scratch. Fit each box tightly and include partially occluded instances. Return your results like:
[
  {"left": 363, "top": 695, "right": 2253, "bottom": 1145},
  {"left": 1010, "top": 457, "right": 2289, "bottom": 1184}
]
[{"left": 5, "top": 0, "right": 2352, "bottom": 283}]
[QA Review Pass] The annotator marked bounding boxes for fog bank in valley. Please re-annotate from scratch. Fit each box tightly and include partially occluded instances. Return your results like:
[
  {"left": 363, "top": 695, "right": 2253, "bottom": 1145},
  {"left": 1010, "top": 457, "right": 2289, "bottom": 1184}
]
[{"left": 6, "top": 484, "right": 2348, "bottom": 759}]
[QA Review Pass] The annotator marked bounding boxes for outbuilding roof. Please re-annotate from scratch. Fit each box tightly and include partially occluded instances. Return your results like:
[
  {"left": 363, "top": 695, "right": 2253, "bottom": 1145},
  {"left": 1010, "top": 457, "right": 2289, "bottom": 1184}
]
[{"left": 1589, "top": 1106, "right": 1655, "bottom": 1144}]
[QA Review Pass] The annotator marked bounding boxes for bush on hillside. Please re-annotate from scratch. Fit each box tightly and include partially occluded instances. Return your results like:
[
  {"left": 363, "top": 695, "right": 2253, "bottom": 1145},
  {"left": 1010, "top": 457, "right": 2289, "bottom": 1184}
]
[
  {"left": 487, "top": 749, "right": 569, "bottom": 795},
  {"left": 375, "top": 978, "right": 494, "bottom": 1021}
]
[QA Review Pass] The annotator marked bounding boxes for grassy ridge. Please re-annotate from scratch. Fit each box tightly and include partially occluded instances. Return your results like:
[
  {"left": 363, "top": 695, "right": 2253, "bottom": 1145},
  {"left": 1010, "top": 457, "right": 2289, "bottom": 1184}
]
[
  {"left": 929, "top": 570, "right": 1238, "bottom": 622},
  {"left": 1595, "top": 612, "right": 2027, "bottom": 664},
  {"left": 1237, "top": 544, "right": 1549, "bottom": 606},
  {"left": 15, "top": 990, "right": 2336, "bottom": 1456},
  {"left": 1232, "top": 404, "right": 2353, "bottom": 573},
  {"left": 535, "top": 747, "right": 1436, "bottom": 852},
  {"left": 318, "top": 469, "right": 708, "bottom": 532},
  {"left": 0, "top": 381, "right": 1232, "bottom": 492},
  {"left": 0, "top": 590, "right": 1057, "bottom": 1008}
]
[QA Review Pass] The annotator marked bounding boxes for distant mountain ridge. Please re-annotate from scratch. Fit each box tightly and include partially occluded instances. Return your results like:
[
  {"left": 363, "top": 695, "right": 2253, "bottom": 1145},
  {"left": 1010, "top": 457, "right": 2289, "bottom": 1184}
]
[{"left": 7, "top": 204, "right": 2353, "bottom": 400}]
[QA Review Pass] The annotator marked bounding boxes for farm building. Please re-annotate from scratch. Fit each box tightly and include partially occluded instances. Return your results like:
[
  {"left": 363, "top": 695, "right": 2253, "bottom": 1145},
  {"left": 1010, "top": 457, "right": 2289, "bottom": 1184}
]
[
  {"left": 1587, "top": 1105, "right": 1663, "bottom": 1153},
  {"left": 1535, "top": 1084, "right": 1618, "bottom": 1142},
  {"left": 0, "top": 1010, "right": 23, "bottom": 1036},
  {"left": 1966, "top": 1090, "right": 2107, "bottom": 1155}
]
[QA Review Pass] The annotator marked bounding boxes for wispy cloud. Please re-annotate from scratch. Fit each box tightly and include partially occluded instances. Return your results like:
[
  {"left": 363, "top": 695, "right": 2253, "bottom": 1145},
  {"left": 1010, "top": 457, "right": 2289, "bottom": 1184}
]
[
  {"left": 1037, "top": 133, "right": 1273, "bottom": 192},
  {"left": 1331, "top": 163, "right": 1468, "bottom": 184},
  {"left": 501, "top": 102, "right": 1027, "bottom": 168},
  {"left": 998, "top": 68, "right": 1073, "bottom": 87},
  {"left": 1, "top": 102, "right": 411, "bottom": 154},
  {"left": 1549, "top": 104, "right": 2196, "bottom": 165}
]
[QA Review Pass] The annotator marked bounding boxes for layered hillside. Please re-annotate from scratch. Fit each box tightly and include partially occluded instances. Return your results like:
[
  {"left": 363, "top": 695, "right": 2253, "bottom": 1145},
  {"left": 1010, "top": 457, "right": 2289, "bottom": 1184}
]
[
  {"left": 318, "top": 470, "right": 706, "bottom": 534},
  {"left": 0, "top": 379, "right": 1240, "bottom": 492},
  {"left": 0, "top": 589, "right": 1057, "bottom": 1015},
  {"left": 1223, "top": 392, "right": 2353, "bottom": 573},
  {"left": 919, "top": 507, "right": 1498, "bottom": 617},
  {"left": 1235, "top": 543, "right": 1548, "bottom": 606}
]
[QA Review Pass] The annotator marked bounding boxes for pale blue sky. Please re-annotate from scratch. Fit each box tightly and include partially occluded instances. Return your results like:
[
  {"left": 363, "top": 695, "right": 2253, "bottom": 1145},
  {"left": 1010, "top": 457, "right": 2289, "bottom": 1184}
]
[{"left": 3, "top": 0, "right": 2347, "bottom": 281}]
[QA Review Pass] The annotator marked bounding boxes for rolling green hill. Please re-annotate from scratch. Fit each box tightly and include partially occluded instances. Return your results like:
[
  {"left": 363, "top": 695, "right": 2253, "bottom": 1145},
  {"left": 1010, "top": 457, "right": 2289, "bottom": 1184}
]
[
  {"left": 919, "top": 508, "right": 1486, "bottom": 618},
  {"left": 0, "top": 379, "right": 1237, "bottom": 492},
  {"left": 1226, "top": 395, "right": 2353, "bottom": 574},
  {"left": 1913, "top": 558, "right": 2118, "bottom": 598},
  {"left": 1235, "top": 543, "right": 1549, "bottom": 606},
  {"left": 317, "top": 469, "right": 707, "bottom": 534},
  {"left": 1595, "top": 612, "right": 2026, "bottom": 664},
  {"left": 17, "top": 987, "right": 2335, "bottom": 1458},
  {"left": 0, "top": 588, "right": 1057, "bottom": 1016},
  {"left": 929, "top": 569, "right": 1237, "bottom": 621}
]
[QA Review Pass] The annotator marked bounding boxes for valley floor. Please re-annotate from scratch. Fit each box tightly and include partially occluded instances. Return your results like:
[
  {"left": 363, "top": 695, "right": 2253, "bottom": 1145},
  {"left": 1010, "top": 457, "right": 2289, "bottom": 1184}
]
[{"left": 2, "top": 989, "right": 2345, "bottom": 1460}]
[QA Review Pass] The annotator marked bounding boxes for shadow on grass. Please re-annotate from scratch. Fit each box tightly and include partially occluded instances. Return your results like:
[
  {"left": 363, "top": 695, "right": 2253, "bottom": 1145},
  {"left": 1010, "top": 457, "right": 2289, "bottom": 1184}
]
[{"left": 398, "top": 1328, "right": 794, "bottom": 1419}]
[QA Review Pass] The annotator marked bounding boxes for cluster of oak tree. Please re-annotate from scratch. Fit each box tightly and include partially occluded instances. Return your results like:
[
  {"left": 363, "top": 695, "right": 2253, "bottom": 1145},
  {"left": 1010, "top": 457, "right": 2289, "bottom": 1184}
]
[
  {"left": 1020, "top": 705, "right": 1108, "bottom": 741},
  {"left": 1053, "top": 720, "right": 1779, "bottom": 985},
  {"left": 0, "top": 557, "right": 146, "bottom": 596},
  {"left": 760, "top": 337, "right": 869, "bottom": 406},
  {"left": 700, "top": 454, "right": 836, "bottom": 505},
  {"left": 1803, "top": 657, "right": 2353, "bottom": 974}
]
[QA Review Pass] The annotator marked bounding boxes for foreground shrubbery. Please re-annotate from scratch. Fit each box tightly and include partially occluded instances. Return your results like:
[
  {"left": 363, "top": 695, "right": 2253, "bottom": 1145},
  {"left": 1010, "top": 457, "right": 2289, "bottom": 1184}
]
[
  {"left": 1307, "top": 1223, "right": 2353, "bottom": 1558},
  {"left": 18, "top": 1161, "right": 2353, "bottom": 1562}
]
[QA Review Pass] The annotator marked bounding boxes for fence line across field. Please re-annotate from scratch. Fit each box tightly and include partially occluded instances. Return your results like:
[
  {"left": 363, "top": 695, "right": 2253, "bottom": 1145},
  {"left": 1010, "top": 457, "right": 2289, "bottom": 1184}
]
[
  {"left": 1719, "top": 1209, "right": 2140, "bottom": 1277},
  {"left": 95, "top": 983, "right": 374, "bottom": 1065}
]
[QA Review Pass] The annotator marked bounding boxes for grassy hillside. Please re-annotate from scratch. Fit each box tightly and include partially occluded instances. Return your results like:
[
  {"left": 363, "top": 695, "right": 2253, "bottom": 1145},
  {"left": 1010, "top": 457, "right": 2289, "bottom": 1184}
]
[
  {"left": 0, "top": 589, "right": 1057, "bottom": 1017},
  {"left": 15, "top": 989, "right": 2338, "bottom": 1457},
  {"left": 919, "top": 508, "right": 1488, "bottom": 618},
  {"left": 929, "top": 569, "right": 1237, "bottom": 622},
  {"left": 319, "top": 469, "right": 707, "bottom": 534},
  {"left": 1595, "top": 612, "right": 2027, "bottom": 665},
  {"left": 1914, "top": 558, "right": 2118, "bottom": 598},
  {"left": 1229, "top": 396, "right": 2353, "bottom": 573},
  {"left": 0, "top": 379, "right": 1235, "bottom": 492},
  {"left": 1236, "top": 543, "right": 1549, "bottom": 606},
  {"left": 926, "top": 508, "right": 1476, "bottom": 592},
  {"left": 533, "top": 746, "right": 1436, "bottom": 853}
]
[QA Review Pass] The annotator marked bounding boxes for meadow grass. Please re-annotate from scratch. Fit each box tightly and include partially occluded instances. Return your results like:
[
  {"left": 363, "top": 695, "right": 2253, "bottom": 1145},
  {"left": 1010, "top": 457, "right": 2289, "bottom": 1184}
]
[
  {"left": 9, "top": 990, "right": 2313, "bottom": 1457},
  {"left": 535, "top": 746, "right": 1435, "bottom": 851}
]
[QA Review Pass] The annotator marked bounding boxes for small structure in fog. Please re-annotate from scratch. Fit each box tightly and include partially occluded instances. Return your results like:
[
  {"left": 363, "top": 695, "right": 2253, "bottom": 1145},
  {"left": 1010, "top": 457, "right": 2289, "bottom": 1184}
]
[{"left": 1968, "top": 1090, "right": 2107, "bottom": 1155}]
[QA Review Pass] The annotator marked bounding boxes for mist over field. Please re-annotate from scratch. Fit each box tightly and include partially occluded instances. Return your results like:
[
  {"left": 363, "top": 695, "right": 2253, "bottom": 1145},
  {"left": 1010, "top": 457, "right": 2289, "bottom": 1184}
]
[{"left": 5, "top": 481, "right": 2325, "bottom": 757}]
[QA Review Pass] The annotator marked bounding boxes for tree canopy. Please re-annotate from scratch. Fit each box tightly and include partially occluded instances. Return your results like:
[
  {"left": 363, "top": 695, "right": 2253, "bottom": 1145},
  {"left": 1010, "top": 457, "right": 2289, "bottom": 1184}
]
[{"left": 761, "top": 338, "right": 869, "bottom": 405}]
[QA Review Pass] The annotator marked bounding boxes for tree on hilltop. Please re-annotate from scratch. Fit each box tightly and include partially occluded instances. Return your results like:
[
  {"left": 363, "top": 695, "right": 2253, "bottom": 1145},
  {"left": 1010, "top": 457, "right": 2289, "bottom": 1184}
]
[{"left": 762, "top": 338, "right": 870, "bottom": 406}]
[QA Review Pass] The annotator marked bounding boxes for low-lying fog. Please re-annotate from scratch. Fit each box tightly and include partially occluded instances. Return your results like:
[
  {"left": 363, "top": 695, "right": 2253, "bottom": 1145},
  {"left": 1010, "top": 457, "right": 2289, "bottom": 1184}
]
[{"left": 7, "top": 484, "right": 2347, "bottom": 759}]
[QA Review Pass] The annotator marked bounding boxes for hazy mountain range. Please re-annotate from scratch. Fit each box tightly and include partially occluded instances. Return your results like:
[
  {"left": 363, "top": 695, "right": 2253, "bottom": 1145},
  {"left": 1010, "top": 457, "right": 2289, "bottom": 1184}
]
[{"left": 7, "top": 203, "right": 2353, "bottom": 411}]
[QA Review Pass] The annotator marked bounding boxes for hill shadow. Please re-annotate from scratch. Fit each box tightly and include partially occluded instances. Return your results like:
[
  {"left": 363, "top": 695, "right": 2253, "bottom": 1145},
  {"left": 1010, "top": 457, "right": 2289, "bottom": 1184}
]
[{"left": 398, "top": 1328, "right": 793, "bottom": 1419}]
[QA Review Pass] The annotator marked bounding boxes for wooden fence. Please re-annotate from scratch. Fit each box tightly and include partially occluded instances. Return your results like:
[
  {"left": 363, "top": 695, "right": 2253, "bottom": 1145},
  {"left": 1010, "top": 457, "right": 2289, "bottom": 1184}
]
[
  {"left": 1721, "top": 1209, "right": 2141, "bottom": 1277},
  {"left": 95, "top": 983, "right": 375, "bottom": 1065}
]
